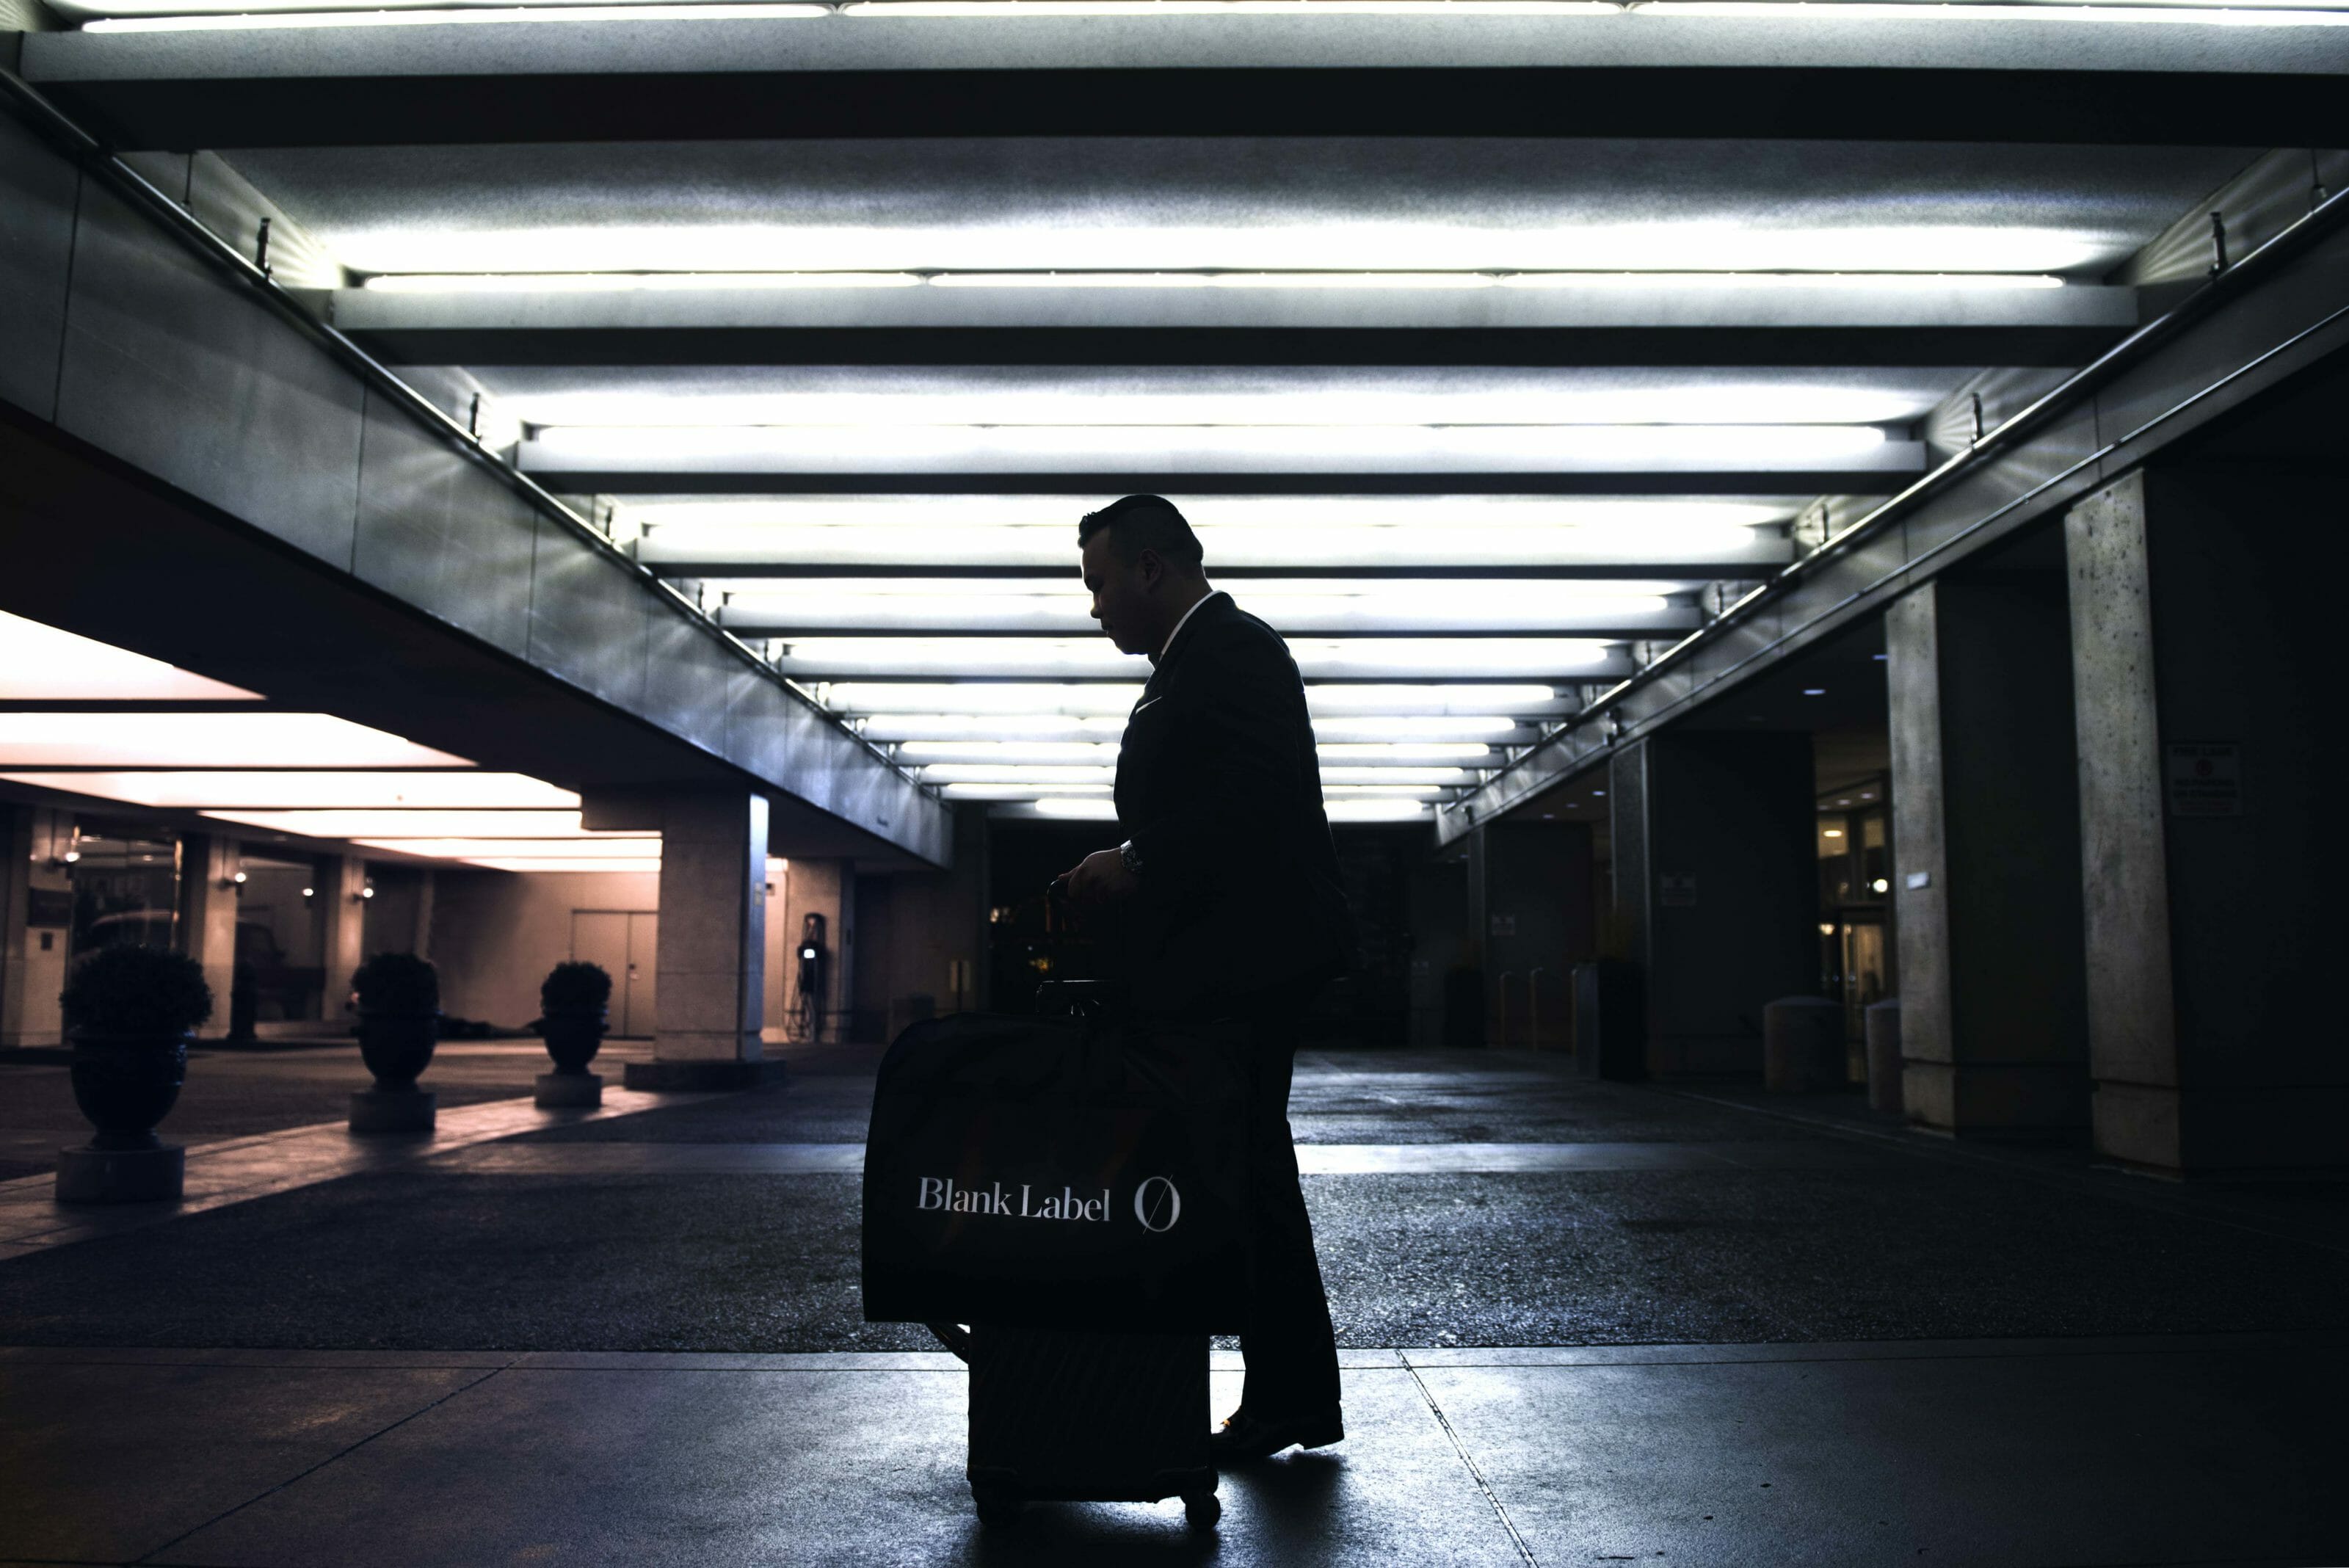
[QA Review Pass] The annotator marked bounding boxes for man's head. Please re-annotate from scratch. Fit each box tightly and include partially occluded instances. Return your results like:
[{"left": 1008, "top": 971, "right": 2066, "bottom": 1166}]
[{"left": 1078, "top": 495, "right": 1209, "bottom": 657}]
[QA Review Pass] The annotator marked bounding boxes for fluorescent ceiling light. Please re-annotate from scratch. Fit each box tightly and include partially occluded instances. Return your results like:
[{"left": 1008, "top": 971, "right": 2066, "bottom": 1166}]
[
  {"left": 84, "top": 4, "right": 826, "bottom": 32},
  {"left": 483, "top": 388, "right": 1928, "bottom": 429},
  {"left": 847, "top": 1, "right": 1616, "bottom": 13},
  {"left": 857, "top": 713, "right": 1518, "bottom": 741},
  {"left": 1019, "top": 796, "right": 1431, "bottom": 822},
  {"left": 463, "top": 858, "right": 667, "bottom": 874},
  {"left": 1318, "top": 742, "right": 1495, "bottom": 760},
  {"left": 352, "top": 838, "right": 666, "bottom": 859},
  {"left": 898, "top": 739, "right": 1491, "bottom": 763},
  {"left": 1639, "top": 1, "right": 2349, "bottom": 21},
  {"left": 819, "top": 683, "right": 1147, "bottom": 716},
  {"left": 0, "top": 771, "right": 577, "bottom": 810},
  {"left": 0, "top": 714, "right": 468, "bottom": 770},
  {"left": 1031, "top": 797, "right": 1122, "bottom": 821},
  {"left": 363, "top": 271, "right": 918, "bottom": 293},
  {"left": 939, "top": 782, "right": 1113, "bottom": 800},
  {"left": 725, "top": 584, "right": 1677, "bottom": 634},
  {"left": 1493, "top": 271, "right": 2063, "bottom": 290},
  {"left": 0, "top": 612, "right": 261, "bottom": 702},
  {"left": 778, "top": 637, "right": 1617, "bottom": 678},
  {"left": 1320, "top": 766, "right": 1479, "bottom": 784},
  {"left": 1306, "top": 684, "right": 1558, "bottom": 713},
  {"left": 1324, "top": 799, "right": 1437, "bottom": 822},
  {"left": 915, "top": 763, "right": 1477, "bottom": 784},
  {"left": 901, "top": 741, "right": 1120, "bottom": 763},
  {"left": 1324, "top": 783, "right": 1449, "bottom": 797},
  {"left": 631, "top": 497, "right": 1796, "bottom": 569},
  {"left": 815, "top": 681, "right": 1555, "bottom": 716},
  {"left": 534, "top": 423, "right": 1889, "bottom": 468},
  {"left": 918, "top": 764, "right": 1116, "bottom": 785},
  {"left": 931, "top": 270, "right": 1503, "bottom": 289},
  {"left": 327, "top": 223, "right": 2107, "bottom": 279},
  {"left": 199, "top": 808, "right": 647, "bottom": 839}
]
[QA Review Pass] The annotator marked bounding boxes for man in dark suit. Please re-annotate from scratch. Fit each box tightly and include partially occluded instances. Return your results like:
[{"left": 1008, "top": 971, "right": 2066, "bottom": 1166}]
[{"left": 1062, "top": 493, "right": 1354, "bottom": 1463}]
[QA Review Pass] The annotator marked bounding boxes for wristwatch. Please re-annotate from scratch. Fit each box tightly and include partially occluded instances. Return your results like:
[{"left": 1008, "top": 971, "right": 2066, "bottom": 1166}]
[{"left": 1117, "top": 839, "right": 1144, "bottom": 876}]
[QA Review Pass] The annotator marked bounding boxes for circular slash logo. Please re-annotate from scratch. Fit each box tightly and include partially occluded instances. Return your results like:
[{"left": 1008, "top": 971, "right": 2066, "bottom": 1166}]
[{"left": 1133, "top": 1175, "right": 1183, "bottom": 1233}]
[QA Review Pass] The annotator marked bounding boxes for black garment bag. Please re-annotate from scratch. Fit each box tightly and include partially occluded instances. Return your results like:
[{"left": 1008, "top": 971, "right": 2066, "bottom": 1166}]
[{"left": 860, "top": 990, "right": 1254, "bottom": 1333}]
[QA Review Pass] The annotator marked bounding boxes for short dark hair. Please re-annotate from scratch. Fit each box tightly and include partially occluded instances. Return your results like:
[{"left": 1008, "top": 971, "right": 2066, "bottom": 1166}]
[{"left": 1078, "top": 495, "right": 1205, "bottom": 572}]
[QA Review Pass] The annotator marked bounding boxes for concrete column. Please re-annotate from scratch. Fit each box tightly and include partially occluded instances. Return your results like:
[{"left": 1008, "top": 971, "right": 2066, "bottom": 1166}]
[
  {"left": 1, "top": 807, "right": 73, "bottom": 1048},
  {"left": 319, "top": 854, "right": 367, "bottom": 1028},
  {"left": 176, "top": 835, "right": 241, "bottom": 1036},
  {"left": 1886, "top": 574, "right": 2090, "bottom": 1137},
  {"left": 874, "top": 801, "right": 992, "bottom": 1034},
  {"left": 630, "top": 790, "right": 774, "bottom": 1089},
  {"left": 779, "top": 855, "right": 854, "bottom": 1045},
  {"left": 1611, "top": 731, "right": 1816, "bottom": 1076},
  {"left": 2067, "top": 466, "right": 2339, "bottom": 1175}
]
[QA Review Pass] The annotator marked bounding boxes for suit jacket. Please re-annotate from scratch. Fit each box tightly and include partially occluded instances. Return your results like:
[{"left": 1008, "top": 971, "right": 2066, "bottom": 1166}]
[{"left": 1111, "top": 592, "right": 1355, "bottom": 1015}]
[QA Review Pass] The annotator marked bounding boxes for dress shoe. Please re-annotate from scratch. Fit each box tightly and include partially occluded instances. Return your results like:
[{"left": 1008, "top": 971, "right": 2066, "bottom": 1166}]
[{"left": 1210, "top": 1404, "right": 1345, "bottom": 1462}]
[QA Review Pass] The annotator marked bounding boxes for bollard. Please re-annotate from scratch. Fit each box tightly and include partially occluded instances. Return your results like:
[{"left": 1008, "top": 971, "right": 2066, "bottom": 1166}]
[
  {"left": 1865, "top": 999, "right": 1904, "bottom": 1116},
  {"left": 1762, "top": 996, "right": 1845, "bottom": 1092}
]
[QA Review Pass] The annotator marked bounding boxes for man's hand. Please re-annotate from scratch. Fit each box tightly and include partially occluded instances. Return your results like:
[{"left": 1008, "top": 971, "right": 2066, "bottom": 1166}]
[{"left": 1064, "top": 846, "right": 1139, "bottom": 906}]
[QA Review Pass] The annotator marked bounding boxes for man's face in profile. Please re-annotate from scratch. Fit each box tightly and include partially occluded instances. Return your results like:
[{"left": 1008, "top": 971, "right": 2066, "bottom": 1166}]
[{"left": 1081, "top": 529, "right": 1161, "bottom": 658}]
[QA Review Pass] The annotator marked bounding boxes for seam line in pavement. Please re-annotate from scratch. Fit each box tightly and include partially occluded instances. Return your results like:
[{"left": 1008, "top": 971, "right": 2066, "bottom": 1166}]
[
  {"left": 128, "top": 1358, "right": 521, "bottom": 1567},
  {"left": 1404, "top": 1354, "right": 1539, "bottom": 1568}
]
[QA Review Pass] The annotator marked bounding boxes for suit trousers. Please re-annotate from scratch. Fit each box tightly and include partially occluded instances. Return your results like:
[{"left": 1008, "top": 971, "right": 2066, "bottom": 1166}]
[{"left": 1238, "top": 1026, "right": 1342, "bottom": 1420}]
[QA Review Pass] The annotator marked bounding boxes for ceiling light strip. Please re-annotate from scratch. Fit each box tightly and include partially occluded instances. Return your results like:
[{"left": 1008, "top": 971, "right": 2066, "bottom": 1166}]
[{"left": 360, "top": 269, "right": 2064, "bottom": 294}]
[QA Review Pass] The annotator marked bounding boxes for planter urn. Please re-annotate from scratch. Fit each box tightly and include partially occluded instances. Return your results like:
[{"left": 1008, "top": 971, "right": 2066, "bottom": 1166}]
[
  {"left": 351, "top": 1009, "right": 440, "bottom": 1133},
  {"left": 57, "top": 1031, "right": 190, "bottom": 1203},
  {"left": 536, "top": 1008, "right": 609, "bottom": 1108}
]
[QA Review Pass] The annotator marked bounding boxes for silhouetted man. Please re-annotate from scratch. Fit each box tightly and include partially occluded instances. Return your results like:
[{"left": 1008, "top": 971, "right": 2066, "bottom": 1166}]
[{"left": 1061, "top": 493, "right": 1354, "bottom": 1462}]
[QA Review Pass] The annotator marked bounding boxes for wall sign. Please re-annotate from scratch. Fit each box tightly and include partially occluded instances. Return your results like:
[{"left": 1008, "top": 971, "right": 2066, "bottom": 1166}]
[
  {"left": 1660, "top": 874, "right": 1698, "bottom": 908},
  {"left": 2165, "top": 742, "right": 2242, "bottom": 817}
]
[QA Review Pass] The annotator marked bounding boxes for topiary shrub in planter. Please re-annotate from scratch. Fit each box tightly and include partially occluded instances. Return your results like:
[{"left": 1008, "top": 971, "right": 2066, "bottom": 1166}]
[
  {"left": 538, "top": 961, "right": 611, "bottom": 1074},
  {"left": 59, "top": 945, "right": 212, "bottom": 1151},
  {"left": 352, "top": 951, "right": 440, "bottom": 1092}
]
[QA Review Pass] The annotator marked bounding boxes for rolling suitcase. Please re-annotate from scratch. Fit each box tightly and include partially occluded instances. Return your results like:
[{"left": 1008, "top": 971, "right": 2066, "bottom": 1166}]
[
  {"left": 931, "top": 1319, "right": 1220, "bottom": 1529},
  {"left": 876, "top": 976, "right": 1232, "bottom": 1530}
]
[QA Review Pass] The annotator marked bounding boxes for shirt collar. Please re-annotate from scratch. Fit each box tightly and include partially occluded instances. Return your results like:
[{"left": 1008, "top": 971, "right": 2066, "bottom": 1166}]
[{"left": 1156, "top": 589, "right": 1224, "bottom": 662}]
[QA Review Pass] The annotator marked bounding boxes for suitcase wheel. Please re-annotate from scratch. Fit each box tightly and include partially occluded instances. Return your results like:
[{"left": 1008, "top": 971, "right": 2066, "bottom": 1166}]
[
  {"left": 973, "top": 1484, "right": 1023, "bottom": 1530},
  {"left": 1183, "top": 1490, "right": 1221, "bottom": 1530}
]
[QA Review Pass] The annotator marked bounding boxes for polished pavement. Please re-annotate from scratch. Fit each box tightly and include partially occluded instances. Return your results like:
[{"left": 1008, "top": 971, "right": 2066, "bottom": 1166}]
[
  {"left": 4, "top": 1335, "right": 2342, "bottom": 1567},
  {"left": 2, "top": 1049, "right": 2345, "bottom": 1564}
]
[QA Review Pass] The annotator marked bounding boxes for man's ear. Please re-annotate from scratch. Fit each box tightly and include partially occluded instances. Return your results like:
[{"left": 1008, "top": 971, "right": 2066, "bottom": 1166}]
[{"left": 1136, "top": 548, "right": 1166, "bottom": 589}]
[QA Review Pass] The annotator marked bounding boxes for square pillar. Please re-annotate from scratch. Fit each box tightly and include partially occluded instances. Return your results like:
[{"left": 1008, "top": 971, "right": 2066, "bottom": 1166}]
[
  {"left": 319, "top": 854, "right": 367, "bottom": 1029},
  {"left": 1, "top": 807, "right": 73, "bottom": 1048},
  {"left": 628, "top": 790, "right": 779, "bottom": 1089},
  {"left": 2068, "top": 466, "right": 2340, "bottom": 1175},
  {"left": 1611, "top": 731, "right": 1817, "bottom": 1076},
  {"left": 176, "top": 834, "right": 242, "bottom": 1036},
  {"left": 1887, "top": 574, "right": 2090, "bottom": 1137}
]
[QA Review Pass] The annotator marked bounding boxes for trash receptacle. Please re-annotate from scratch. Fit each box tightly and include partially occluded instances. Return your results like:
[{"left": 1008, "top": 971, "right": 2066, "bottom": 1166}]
[{"left": 1762, "top": 996, "right": 1845, "bottom": 1092}]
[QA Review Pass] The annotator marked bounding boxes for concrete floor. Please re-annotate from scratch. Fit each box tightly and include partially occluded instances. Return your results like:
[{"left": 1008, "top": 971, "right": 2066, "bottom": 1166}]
[{"left": 2, "top": 1049, "right": 2345, "bottom": 1564}]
